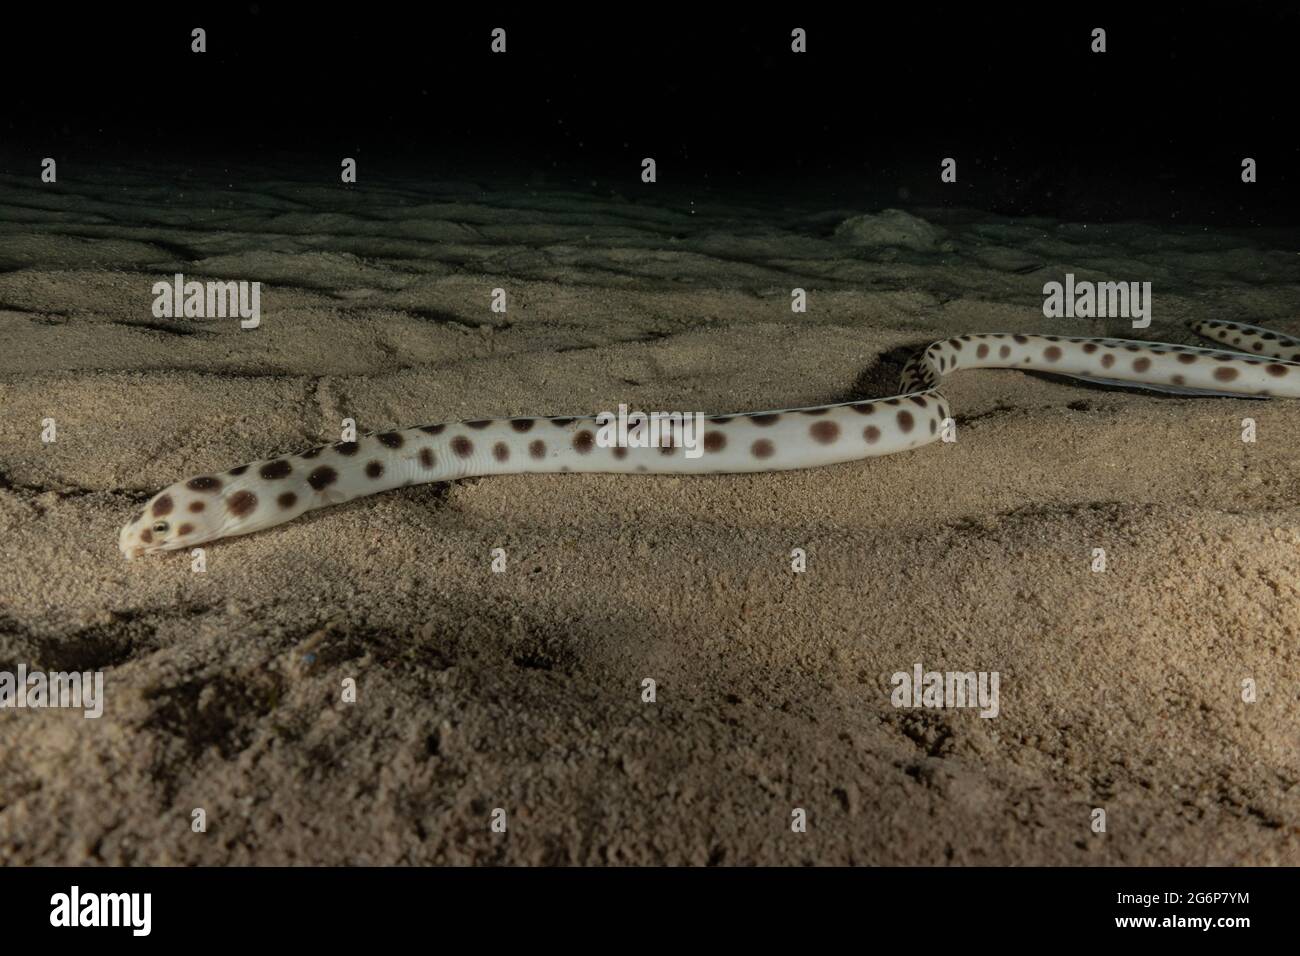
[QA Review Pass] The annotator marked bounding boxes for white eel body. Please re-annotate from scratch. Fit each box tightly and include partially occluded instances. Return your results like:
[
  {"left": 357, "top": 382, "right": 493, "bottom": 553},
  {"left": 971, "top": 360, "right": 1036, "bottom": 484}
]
[{"left": 119, "top": 319, "right": 1300, "bottom": 558}]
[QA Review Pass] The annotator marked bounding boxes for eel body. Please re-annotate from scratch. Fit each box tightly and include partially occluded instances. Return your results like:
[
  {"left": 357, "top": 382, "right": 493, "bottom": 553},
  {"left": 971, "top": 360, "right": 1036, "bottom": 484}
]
[{"left": 118, "top": 319, "right": 1300, "bottom": 558}]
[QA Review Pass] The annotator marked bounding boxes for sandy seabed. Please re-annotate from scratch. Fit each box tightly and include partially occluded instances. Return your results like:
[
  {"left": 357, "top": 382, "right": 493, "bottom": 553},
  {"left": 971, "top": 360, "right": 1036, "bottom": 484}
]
[{"left": 0, "top": 166, "right": 1297, "bottom": 864}]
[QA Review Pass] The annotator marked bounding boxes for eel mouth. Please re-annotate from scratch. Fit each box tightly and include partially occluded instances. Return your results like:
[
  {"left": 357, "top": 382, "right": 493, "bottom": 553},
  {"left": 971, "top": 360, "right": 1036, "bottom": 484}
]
[{"left": 118, "top": 523, "right": 154, "bottom": 560}]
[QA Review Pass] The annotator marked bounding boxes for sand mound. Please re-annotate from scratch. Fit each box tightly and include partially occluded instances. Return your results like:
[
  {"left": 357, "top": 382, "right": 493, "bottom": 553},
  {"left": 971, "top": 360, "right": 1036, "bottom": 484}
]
[{"left": 834, "top": 208, "right": 949, "bottom": 251}]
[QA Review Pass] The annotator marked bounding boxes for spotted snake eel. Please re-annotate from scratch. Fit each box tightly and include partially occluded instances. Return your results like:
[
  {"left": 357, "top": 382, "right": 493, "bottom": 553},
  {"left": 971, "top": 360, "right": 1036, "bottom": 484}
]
[{"left": 119, "top": 319, "right": 1300, "bottom": 558}]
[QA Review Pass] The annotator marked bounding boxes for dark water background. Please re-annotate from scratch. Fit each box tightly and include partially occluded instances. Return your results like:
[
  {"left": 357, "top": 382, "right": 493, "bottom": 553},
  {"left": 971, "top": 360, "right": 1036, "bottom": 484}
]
[{"left": 2, "top": 4, "right": 1296, "bottom": 225}]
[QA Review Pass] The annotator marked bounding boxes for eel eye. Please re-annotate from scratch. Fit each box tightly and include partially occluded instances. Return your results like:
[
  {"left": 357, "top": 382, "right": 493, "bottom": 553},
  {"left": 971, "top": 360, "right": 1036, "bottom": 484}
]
[{"left": 152, "top": 521, "right": 170, "bottom": 534}]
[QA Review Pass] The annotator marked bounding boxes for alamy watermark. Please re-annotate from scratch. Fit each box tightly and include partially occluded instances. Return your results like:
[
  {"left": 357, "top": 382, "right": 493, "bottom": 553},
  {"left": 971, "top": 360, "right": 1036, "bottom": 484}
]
[
  {"left": 1043, "top": 273, "right": 1151, "bottom": 328},
  {"left": 891, "top": 662, "right": 999, "bottom": 718},
  {"left": 0, "top": 665, "right": 104, "bottom": 718},
  {"left": 152, "top": 272, "right": 261, "bottom": 328},
  {"left": 50, "top": 886, "right": 150, "bottom": 936},
  {"left": 594, "top": 404, "right": 706, "bottom": 458}
]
